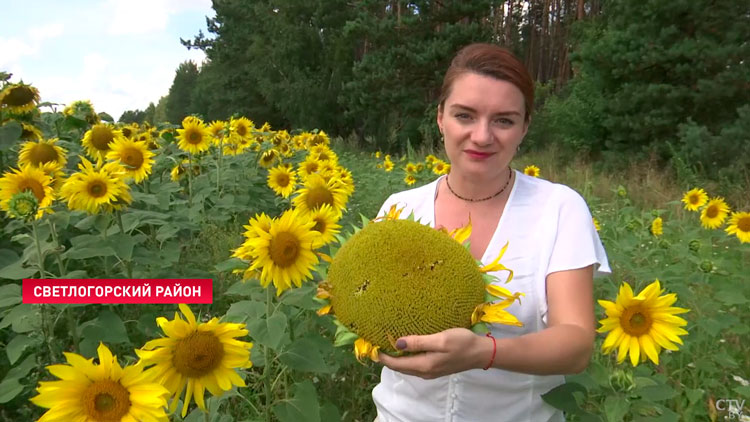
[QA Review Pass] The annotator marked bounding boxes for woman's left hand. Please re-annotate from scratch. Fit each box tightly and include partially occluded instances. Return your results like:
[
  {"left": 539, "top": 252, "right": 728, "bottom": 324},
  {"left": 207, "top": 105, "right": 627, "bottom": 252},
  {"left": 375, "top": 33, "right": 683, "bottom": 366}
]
[{"left": 378, "top": 328, "right": 491, "bottom": 379}]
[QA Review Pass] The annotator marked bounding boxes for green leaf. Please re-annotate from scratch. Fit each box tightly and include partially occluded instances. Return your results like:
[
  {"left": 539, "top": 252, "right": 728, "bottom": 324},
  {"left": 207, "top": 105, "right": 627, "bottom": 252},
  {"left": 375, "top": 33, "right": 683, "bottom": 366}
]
[
  {"left": 63, "top": 245, "right": 117, "bottom": 259},
  {"left": 279, "top": 338, "right": 332, "bottom": 373},
  {"left": 0, "top": 121, "right": 22, "bottom": 147},
  {"left": 99, "top": 112, "right": 114, "bottom": 122},
  {"left": 247, "top": 312, "right": 288, "bottom": 351},
  {"left": 156, "top": 224, "right": 181, "bottom": 243},
  {"left": 0, "top": 248, "right": 20, "bottom": 268},
  {"left": 0, "top": 283, "right": 22, "bottom": 307},
  {"left": 272, "top": 380, "right": 321, "bottom": 422},
  {"left": 715, "top": 290, "right": 748, "bottom": 305},
  {"left": 107, "top": 233, "right": 145, "bottom": 261},
  {"left": 4, "top": 353, "right": 38, "bottom": 381},
  {"left": 279, "top": 283, "right": 317, "bottom": 310},
  {"left": 226, "top": 300, "right": 266, "bottom": 323},
  {"left": 0, "top": 261, "right": 38, "bottom": 280},
  {"left": 604, "top": 395, "right": 630, "bottom": 422},
  {"left": 0, "top": 378, "right": 23, "bottom": 403},
  {"left": 734, "top": 385, "right": 750, "bottom": 398},
  {"left": 541, "top": 382, "right": 586, "bottom": 413},
  {"left": 215, "top": 257, "right": 248, "bottom": 272},
  {"left": 319, "top": 401, "right": 341, "bottom": 422},
  {"left": 0, "top": 303, "right": 40, "bottom": 333},
  {"left": 79, "top": 310, "right": 130, "bottom": 356},
  {"left": 6, "top": 334, "right": 38, "bottom": 365},
  {"left": 636, "top": 384, "right": 677, "bottom": 401}
]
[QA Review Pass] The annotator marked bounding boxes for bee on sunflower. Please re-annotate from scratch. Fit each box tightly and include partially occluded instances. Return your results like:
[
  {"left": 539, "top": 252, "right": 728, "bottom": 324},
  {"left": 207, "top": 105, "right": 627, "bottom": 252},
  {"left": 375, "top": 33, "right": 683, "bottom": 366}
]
[{"left": 316, "top": 206, "right": 523, "bottom": 362}]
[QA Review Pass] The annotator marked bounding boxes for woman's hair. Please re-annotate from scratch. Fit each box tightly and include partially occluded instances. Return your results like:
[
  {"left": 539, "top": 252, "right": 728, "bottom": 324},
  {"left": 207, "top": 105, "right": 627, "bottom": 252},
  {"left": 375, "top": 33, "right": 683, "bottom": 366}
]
[{"left": 438, "top": 43, "right": 534, "bottom": 121}]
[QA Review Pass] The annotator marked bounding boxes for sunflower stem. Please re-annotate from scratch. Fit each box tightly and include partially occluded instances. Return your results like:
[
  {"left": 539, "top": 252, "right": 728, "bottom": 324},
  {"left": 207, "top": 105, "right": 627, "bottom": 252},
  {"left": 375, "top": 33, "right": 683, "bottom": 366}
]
[
  {"left": 31, "top": 219, "right": 46, "bottom": 279},
  {"left": 188, "top": 153, "right": 194, "bottom": 208},
  {"left": 217, "top": 135, "right": 223, "bottom": 194},
  {"left": 262, "top": 286, "right": 275, "bottom": 422},
  {"left": 47, "top": 219, "right": 66, "bottom": 277},
  {"left": 204, "top": 402, "right": 210, "bottom": 422}
]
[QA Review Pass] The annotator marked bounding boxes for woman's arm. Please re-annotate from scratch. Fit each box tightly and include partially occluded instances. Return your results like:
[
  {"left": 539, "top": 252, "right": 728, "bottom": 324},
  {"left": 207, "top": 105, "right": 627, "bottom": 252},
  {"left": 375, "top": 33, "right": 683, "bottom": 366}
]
[{"left": 378, "top": 265, "right": 595, "bottom": 379}]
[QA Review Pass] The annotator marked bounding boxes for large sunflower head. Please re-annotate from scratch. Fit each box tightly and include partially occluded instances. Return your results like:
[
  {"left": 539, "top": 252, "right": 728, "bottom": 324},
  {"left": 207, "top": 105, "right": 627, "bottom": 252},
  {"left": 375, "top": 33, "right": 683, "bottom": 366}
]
[
  {"left": 306, "top": 130, "right": 330, "bottom": 149},
  {"left": 292, "top": 173, "right": 349, "bottom": 218},
  {"left": 135, "top": 304, "right": 253, "bottom": 417},
  {"left": 209, "top": 120, "right": 228, "bottom": 145},
  {"left": 725, "top": 211, "right": 750, "bottom": 243},
  {"left": 106, "top": 138, "right": 154, "bottom": 183},
  {"left": 0, "top": 82, "right": 41, "bottom": 113},
  {"left": 18, "top": 137, "right": 68, "bottom": 169},
  {"left": 81, "top": 123, "right": 125, "bottom": 162},
  {"left": 176, "top": 116, "right": 212, "bottom": 155},
  {"left": 309, "top": 145, "right": 338, "bottom": 164},
  {"left": 681, "top": 188, "right": 708, "bottom": 212},
  {"left": 0, "top": 165, "right": 55, "bottom": 219},
  {"left": 318, "top": 210, "right": 522, "bottom": 360},
  {"left": 650, "top": 216, "right": 663, "bottom": 237},
  {"left": 700, "top": 197, "right": 730, "bottom": 229},
  {"left": 59, "top": 157, "right": 130, "bottom": 214},
  {"left": 31, "top": 343, "right": 169, "bottom": 422},
  {"left": 597, "top": 280, "right": 689, "bottom": 366},
  {"left": 267, "top": 165, "right": 297, "bottom": 198},
  {"left": 235, "top": 208, "right": 322, "bottom": 295},
  {"left": 298, "top": 157, "right": 322, "bottom": 179}
]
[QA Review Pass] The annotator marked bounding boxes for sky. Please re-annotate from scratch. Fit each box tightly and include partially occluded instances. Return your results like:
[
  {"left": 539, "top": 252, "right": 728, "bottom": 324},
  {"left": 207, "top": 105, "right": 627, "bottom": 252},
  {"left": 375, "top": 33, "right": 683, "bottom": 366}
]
[{"left": 0, "top": 0, "right": 214, "bottom": 120}]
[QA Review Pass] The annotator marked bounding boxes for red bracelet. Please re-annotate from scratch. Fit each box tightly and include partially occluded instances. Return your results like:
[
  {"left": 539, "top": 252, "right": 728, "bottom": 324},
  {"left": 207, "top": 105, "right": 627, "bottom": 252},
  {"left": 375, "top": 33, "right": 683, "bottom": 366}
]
[{"left": 483, "top": 333, "right": 496, "bottom": 370}]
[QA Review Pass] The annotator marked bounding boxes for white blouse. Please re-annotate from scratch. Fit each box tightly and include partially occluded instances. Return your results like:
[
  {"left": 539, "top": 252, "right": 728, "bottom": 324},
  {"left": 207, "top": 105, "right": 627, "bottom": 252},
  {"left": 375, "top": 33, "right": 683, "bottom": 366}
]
[{"left": 372, "top": 170, "right": 611, "bottom": 422}]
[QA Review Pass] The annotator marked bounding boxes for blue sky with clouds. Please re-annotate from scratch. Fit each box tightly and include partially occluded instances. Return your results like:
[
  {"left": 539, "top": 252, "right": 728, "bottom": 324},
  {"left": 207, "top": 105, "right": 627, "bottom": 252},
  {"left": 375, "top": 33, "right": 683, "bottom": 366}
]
[{"left": 1, "top": 0, "right": 214, "bottom": 119}]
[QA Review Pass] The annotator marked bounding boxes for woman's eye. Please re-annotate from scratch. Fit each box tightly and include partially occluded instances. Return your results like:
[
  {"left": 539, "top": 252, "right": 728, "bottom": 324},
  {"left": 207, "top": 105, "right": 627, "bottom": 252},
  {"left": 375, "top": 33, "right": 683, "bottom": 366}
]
[
  {"left": 495, "top": 118, "right": 514, "bottom": 126},
  {"left": 455, "top": 113, "right": 471, "bottom": 120}
]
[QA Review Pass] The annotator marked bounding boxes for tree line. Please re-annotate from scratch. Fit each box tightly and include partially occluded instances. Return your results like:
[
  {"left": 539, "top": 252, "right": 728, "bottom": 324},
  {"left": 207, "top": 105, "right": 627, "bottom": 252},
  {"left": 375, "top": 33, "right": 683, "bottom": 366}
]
[{"left": 122, "top": 0, "right": 749, "bottom": 183}]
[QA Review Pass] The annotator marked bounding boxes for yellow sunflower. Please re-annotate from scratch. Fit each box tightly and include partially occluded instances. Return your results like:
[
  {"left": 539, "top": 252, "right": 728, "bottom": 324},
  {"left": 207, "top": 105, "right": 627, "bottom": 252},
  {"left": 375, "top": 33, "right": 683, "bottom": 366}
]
[
  {"left": 725, "top": 211, "right": 750, "bottom": 243},
  {"left": 267, "top": 165, "right": 297, "bottom": 198},
  {"left": 404, "top": 163, "right": 417, "bottom": 174},
  {"left": 170, "top": 159, "right": 201, "bottom": 182},
  {"left": 233, "top": 213, "right": 275, "bottom": 262},
  {"left": 383, "top": 160, "right": 394, "bottom": 172},
  {"left": 597, "top": 280, "right": 689, "bottom": 366},
  {"left": 81, "top": 123, "right": 125, "bottom": 162},
  {"left": 292, "top": 173, "right": 349, "bottom": 218},
  {"left": 700, "top": 197, "right": 730, "bottom": 229},
  {"left": 425, "top": 154, "right": 437, "bottom": 166},
  {"left": 60, "top": 158, "right": 130, "bottom": 214},
  {"left": 308, "top": 203, "right": 342, "bottom": 246},
  {"left": 19, "top": 122, "right": 43, "bottom": 142},
  {"left": 650, "top": 217, "right": 663, "bottom": 237},
  {"left": 307, "top": 130, "right": 330, "bottom": 149},
  {"left": 18, "top": 138, "right": 68, "bottom": 169},
  {"left": 0, "top": 82, "right": 40, "bottom": 113},
  {"left": 681, "top": 188, "right": 708, "bottom": 212},
  {"left": 241, "top": 208, "right": 322, "bottom": 295},
  {"left": 593, "top": 217, "right": 601, "bottom": 231},
  {"left": 119, "top": 124, "right": 137, "bottom": 139},
  {"left": 258, "top": 149, "right": 280, "bottom": 168},
  {"left": 0, "top": 165, "right": 55, "bottom": 219},
  {"left": 523, "top": 165, "right": 540, "bottom": 177},
  {"left": 298, "top": 157, "right": 322, "bottom": 179},
  {"left": 30, "top": 343, "right": 169, "bottom": 422},
  {"left": 432, "top": 160, "right": 449, "bottom": 175},
  {"left": 208, "top": 120, "right": 228, "bottom": 144},
  {"left": 230, "top": 117, "right": 254, "bottom": 139},
  {"left": 136, "top": 304, "right": 253, "bottom": 417},
  {"left": 404, "top": 174, "right": 416, "bottom": 186},
  {"left": 106, "top": 138, "right": 154, "bottom": 183},
  {"left": 309, "top": 145, "right": 338, "bottom": 164},
  {"left": 176, "top": 116, "right": 212, "bottom": 155}
]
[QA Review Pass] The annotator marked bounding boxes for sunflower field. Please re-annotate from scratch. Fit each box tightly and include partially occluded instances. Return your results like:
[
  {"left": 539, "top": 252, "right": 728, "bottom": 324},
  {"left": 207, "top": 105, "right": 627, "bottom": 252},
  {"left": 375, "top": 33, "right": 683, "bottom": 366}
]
[{"left": 0, "top": 79, "right": 749, "bottom": 422}]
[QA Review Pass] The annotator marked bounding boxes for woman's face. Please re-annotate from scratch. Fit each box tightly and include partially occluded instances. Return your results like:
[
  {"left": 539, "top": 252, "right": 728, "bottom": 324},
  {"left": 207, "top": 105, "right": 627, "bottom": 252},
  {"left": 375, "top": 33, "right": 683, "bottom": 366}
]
[{"left": 437, "top": 72, "right": 528, "bottom": 180}]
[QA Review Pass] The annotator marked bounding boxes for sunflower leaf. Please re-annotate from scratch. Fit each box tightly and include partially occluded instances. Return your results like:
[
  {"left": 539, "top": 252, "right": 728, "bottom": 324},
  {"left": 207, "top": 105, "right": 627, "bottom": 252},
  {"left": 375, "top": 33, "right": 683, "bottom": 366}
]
[
  {"left": 247, "top": 312, "right": 289, "bottom": 351},
  {"left": 272, "top": 380, "right": 321, "bottom": 422}
]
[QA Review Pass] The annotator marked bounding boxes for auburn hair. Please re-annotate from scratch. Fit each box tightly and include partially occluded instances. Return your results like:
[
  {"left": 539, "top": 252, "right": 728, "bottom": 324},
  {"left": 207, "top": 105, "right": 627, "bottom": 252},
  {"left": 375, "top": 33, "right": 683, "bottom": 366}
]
[{"left": 438, "top": 43, "right": 534, "bottom": 121}]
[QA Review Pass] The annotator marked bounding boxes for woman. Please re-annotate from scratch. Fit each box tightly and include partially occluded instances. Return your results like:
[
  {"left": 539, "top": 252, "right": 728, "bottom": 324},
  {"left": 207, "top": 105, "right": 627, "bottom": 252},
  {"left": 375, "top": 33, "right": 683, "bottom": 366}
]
[{"left": 372, "top": 43, "right": 610, "bottom": 421}]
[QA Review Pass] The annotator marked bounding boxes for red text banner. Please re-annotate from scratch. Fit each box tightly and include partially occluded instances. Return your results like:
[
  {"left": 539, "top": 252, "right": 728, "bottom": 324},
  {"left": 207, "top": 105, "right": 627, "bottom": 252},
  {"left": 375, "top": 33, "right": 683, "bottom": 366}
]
[{"left": 22, "top": 279, "right": 213, "bottom": 304}]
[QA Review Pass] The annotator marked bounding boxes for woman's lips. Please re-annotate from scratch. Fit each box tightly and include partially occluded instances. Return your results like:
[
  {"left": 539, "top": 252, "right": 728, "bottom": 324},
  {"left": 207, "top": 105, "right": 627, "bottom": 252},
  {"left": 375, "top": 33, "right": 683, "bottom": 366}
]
[{"left": 464, "top": 150, "right": 493, "bottom": 159}]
